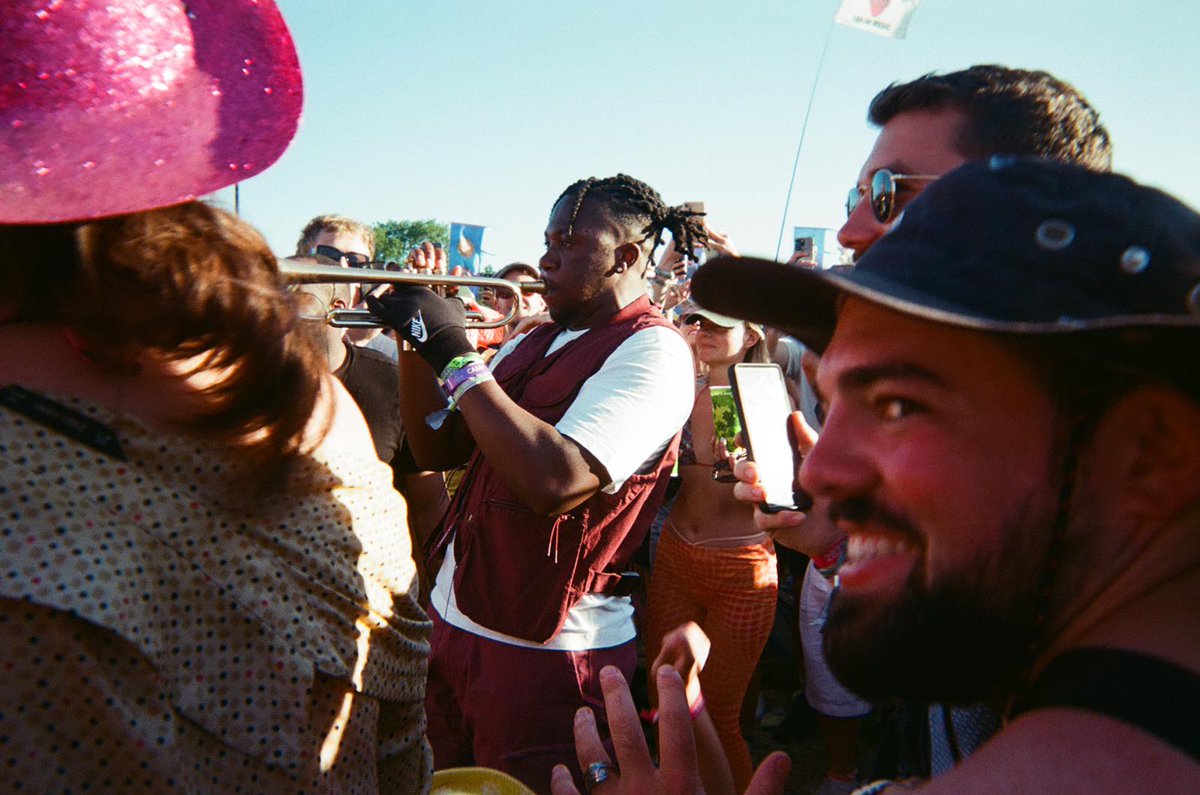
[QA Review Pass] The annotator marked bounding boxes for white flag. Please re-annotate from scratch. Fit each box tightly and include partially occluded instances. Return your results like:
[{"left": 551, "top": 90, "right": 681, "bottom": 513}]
[{"left": 835, "top": 0, "right": 921, "bottom": 39}]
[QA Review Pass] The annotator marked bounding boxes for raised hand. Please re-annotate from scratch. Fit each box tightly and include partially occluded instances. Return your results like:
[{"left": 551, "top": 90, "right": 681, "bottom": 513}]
[
  {"left": 650, "top": 621, "right": 710, "bottom": 711},
  {"left": 703, "top": 226, "right": 739, "bottom": 258},
  {"left": 550, "top": 665, "right": 792, "bottom": 795},
  {"left": 405, "top": 241, "right": 449, "bottom": 275}
]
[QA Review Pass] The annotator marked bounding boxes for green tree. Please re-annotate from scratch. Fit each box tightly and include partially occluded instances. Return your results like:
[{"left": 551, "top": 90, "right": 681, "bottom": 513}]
[{"left": 372, "top": 219, "right": 449, "bottom": 264}]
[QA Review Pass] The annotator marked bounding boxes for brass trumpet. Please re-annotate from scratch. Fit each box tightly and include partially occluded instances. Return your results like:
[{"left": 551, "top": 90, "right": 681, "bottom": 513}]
[{"left": 279, "top": 259, "right": 546, "bottom": 330}]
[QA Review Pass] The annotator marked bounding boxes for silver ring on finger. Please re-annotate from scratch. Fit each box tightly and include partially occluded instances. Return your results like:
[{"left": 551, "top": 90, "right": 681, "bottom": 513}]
[{"left": 583, "top": 760, "right": 618, "bottom": 793}]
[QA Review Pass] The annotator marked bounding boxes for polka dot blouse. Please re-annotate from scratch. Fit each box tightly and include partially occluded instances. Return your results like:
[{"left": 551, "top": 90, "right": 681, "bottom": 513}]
[{"left": 0, "top": 389, "right": 433, "bottom": 793}]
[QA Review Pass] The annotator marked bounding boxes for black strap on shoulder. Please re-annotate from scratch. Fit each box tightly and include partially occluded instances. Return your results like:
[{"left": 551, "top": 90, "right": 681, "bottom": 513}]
[
  {"left": 1012, "top": 646, "right": 1200, "bottom": 761},
  {"left": 0, "top": 385, "right": 126, "bottom": 461}
]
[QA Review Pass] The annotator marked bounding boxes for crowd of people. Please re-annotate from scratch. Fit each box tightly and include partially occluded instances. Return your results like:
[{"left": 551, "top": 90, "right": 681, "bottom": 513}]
[{"left": 2, "top": 2, "right": 1197, "bottom": 794}]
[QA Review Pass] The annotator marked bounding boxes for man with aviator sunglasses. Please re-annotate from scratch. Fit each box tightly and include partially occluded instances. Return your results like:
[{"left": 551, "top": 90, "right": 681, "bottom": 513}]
[
  {"left": 836, "top": 65, "right": 1111, "bottom": 263},
  {"left": 774, "top": 64, "right": 1112, "bottom": 793},
  {"left": 845, "top": 169, "right": 940, "bottom": 228}
]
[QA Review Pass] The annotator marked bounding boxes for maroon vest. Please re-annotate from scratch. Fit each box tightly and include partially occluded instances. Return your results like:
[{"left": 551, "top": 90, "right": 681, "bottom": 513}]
[{"left": 433, "top": 296, "right": 680, "bottom": 643}]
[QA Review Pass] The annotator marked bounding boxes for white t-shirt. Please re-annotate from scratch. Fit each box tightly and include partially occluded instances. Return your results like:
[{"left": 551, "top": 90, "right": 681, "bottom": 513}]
[{"left": 430, "top": 322, "right": 693, "bottom": 650}]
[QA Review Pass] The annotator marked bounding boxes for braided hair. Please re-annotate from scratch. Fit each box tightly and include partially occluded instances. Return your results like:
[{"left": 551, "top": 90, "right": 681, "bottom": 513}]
[{"left": 551, "top": 173, "right": 709, "bottom": 263}]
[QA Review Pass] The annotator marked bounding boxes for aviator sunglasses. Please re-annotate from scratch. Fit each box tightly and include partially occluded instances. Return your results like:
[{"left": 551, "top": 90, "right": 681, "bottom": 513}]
[
  {"left": 313, "top": 244, "right": 373, "bottom": 268},
  {"left": 846, "top": 168, "right": 940, "bottom": 224}
]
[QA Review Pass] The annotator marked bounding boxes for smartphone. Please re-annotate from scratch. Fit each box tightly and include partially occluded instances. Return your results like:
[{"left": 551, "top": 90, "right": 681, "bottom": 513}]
[
  {"left": 708, "top": 386, "right": 743, "bottom": 482},
  {"left": 793, "top": 235, "right": 815, "bottom": 260},
  {"left": 729, "top": 363, "right": 807, "bottom": 512}
]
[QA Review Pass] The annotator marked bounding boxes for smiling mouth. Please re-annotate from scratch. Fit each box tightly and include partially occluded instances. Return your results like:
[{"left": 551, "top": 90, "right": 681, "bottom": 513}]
[
  {"left": 836, "top": 531, "right": 920, "bottom": 594},
  {"left": 846, "top": 533, "right": 917, "bottom": 564}
]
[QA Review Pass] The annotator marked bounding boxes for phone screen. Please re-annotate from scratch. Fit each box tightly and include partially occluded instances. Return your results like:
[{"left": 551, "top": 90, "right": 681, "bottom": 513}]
[{"left": 729, "top": 363, "right": 801, "bottom": 512}]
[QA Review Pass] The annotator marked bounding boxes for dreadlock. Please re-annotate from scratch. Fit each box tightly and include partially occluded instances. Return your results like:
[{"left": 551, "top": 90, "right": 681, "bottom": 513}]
[{"left": 551, "top": 173, "right": 709, "bottom": 262}]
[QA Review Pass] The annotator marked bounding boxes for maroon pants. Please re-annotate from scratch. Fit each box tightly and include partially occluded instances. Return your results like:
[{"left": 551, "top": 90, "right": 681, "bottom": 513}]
[{"left": 425, "top": 607, "right": 637, "bottom": 795}]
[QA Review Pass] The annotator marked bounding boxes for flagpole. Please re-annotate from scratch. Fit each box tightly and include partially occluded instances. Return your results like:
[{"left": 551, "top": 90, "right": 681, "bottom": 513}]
[{"left": 773, "top": 11, "right": 839, "bottom": 262}]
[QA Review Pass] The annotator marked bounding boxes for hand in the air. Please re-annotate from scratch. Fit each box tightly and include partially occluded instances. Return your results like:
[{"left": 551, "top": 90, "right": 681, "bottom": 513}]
[
  {"left": 549, "top": 665, "right": 791, "bottom": 795},
  {"left": 405, "top": 241, "right": 449, "bottom": 275}
]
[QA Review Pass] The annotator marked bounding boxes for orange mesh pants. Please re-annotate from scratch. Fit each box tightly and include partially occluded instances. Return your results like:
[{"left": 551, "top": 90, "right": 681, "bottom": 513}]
[{"left": 644, "top": 528, "right": 778, "bottom": 790}]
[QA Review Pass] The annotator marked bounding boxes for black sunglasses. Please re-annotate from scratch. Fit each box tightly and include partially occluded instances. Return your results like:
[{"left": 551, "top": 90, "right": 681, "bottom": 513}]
[
  {"left": 314, "top": 244, "right": 373, "bottom": 268},
  {"left": 845, "top": 168, "right": 940, "bottom": 224}
]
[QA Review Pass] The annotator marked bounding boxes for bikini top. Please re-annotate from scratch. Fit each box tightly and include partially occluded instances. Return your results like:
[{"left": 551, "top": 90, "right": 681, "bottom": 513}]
[
  {"left": 678, "top": 413, "right": 698, "bottom": 466},
  {"left": 1010, "top": 646, "right": 1200, "bottom": 762},
  {"left": 677, "top": 377, "right": 709, "bottom": 468}
]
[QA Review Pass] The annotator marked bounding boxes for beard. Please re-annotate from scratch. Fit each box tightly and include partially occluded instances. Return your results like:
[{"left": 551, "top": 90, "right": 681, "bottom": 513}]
[{"left": 822, "top": 488, "right": 1059, "bottom": 705}]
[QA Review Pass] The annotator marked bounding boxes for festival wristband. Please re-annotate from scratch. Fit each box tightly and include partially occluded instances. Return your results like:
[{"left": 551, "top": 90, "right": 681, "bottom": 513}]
[
  {"left": 450, "top": 369, "right": 494, "bottom": 402},
  {"left": 439, "top": 352, "right": 485, "bottom": 382},
  {"left": 425, "top": 371, "right": 495, "bottom": 430},
  {"left": 812, "top": 536, "right": 848, "bottom": 578},
  {"left": 442, "top": 360, "right": 490, "bottom": 398},
  {"left": 426, "top": 352, "right": 494, "bottom": 430}
]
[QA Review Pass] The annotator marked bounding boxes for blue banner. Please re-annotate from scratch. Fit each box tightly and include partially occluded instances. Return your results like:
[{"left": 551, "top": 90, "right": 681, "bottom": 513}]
[{"left": 449, "top": 222, "right": 485, "bottom": 274}]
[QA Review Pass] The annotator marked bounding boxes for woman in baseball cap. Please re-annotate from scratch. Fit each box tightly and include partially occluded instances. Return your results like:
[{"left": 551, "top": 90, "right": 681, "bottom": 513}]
[
  {"left": 642, "top": 305, "right": 778, "bottom": 791},
  {"left": 0, "top": 2, "right": 431, "bottom": 791}
]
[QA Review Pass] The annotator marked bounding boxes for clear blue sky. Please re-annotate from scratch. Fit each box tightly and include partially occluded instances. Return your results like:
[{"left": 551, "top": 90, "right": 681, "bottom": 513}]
[{"left": 211, "top": 1, "right": 1200, "bottom": 268}]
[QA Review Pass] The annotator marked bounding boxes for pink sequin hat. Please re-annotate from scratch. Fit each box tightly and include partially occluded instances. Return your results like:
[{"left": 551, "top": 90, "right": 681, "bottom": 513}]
[{"left": 1, "top": 0, "right": 303, "bottom": 223}]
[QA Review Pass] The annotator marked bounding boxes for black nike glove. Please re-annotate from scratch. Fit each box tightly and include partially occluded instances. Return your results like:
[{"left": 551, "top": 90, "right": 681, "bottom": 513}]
[{"left": 366, "top": 287, "right": 472, "bottom": 374}]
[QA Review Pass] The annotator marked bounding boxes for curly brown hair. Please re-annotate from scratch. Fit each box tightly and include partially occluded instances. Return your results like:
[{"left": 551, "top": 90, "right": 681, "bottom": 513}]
[{"left": 1, "top": 203, "right": 326, "bottom": 479}]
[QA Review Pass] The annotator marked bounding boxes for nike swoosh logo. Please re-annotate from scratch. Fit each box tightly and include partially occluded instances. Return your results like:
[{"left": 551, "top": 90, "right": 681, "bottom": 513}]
[{"left": 410, "top": 310, "right": 429, "bottom": 343}]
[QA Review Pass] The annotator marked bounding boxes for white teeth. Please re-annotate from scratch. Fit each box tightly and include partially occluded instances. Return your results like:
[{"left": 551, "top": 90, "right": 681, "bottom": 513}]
[{"left": 847, "top": 534, "right": 913, "bottom": 563}]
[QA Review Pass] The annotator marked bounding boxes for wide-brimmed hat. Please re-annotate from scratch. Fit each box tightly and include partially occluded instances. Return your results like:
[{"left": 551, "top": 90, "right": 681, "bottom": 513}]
[
  {"left": 692, "top": 158, "right": 1200, "bottom": 354},
  {"left": 1, "top": 0, "right": 302, "bottom": 224}
]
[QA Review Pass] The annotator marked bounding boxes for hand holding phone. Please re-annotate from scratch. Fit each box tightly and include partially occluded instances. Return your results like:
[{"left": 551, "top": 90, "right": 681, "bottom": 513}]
[
  {"left": 793, "top": 235, "right": 815, "bottom": 260},
  {"left": 729, "top": 363, "right": 810, "bottom": 512}
]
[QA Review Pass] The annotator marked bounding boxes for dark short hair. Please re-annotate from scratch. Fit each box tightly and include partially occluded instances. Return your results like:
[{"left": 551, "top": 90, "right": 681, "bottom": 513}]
[{"left": 868, "top": 65, "right": 1112, "bottom": 171}]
